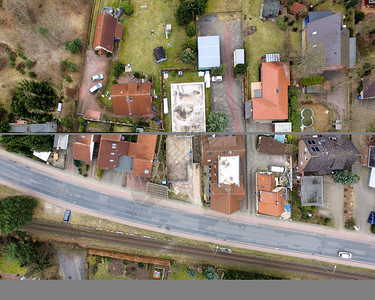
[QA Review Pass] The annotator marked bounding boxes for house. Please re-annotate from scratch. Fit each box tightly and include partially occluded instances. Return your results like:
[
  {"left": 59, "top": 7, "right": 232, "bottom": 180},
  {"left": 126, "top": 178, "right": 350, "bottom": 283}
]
[
  {"left": 93, "top": 12, "right": 124, "bottom": 55},
  {"left": 361, "top": 0, "right": 375, "bottom": 13},
  {"left": 73, "top": 135, "right": 97, "bottom": 164},
  {"left": 361, "top": 136, "right": 375, "bottom": 167},
  {"left": 10, "top": 121, "right": 57, "bottom": 133},
  {"left": 300, "top": 176, "right": 323, "bottom": 206},
  {"left": 273, "top": 122, "right": 292, "bottom": 143},
  {"left": 85, "top": 110, "right": 101, "bottom": 120},
  {"left": 96, "top": 134, "right": 157, "bottom": 178},
  {"left": 257, "top": 136, "right": 293, "bottom": 156},
  {"left": 304, "top": 12, "right": 356, "bottom": 70},
  {"left": 362, "top": 76, "right": 375, "bottom": 100},
  {"left": 201, "top": 135, "right": 246, "bottom": 215},
  {"left": 53, "top": 135, "right": 69, "bottom": 150},
  {"left": 262, "top": 0, "right": 280, "bottom": 19},
  {"left": 153, "top": 47, "right": 167, "bottom": 63},
  {"left": 298, "top": 136, "right": 360, "bottom": 176},
  {"left": 197, "top": 36, "right": 220, "bottom": 71},
  {"left": 251, "top": 62, "right": 290, "bottom": 120},
  {"left": 110, "top": 82, "right": 153, "bottom": 116},
  {"left": 256, "top": 172, "right": 286, "bottom": 217},
  {"left": 290, "top": 2, "right": 306, "bottom": 15}
]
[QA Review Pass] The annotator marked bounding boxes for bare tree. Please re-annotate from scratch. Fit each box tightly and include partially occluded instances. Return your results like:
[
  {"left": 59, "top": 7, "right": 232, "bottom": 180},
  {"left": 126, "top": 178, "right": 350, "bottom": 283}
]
[{"left": 295, "top": 42, "right": 326, "bottom": 76}]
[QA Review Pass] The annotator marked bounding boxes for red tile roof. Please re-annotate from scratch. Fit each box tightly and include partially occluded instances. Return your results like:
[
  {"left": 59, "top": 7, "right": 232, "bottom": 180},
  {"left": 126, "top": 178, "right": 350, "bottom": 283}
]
[
  {"left": 291, "top": 2, "right": 306, "bottom": 14},
  {"left": 257, "top": 172, "right": 276, "bottom": 192},
  {"left": 73, "top": 135, "right": 94, "bottom": 163},
  {"left": 258, "top": 188, "right": 285, "bottom": 217},
  {"left": 252, "top": 62, "right": 290, "bottom": 120},
  {"left": 85, "top": 110, "right": 101, "bottom": 120},
  {"left": 111, "top": 82, "right": 153, "bottom": 116},
  {"left": 93, "top": 12, "right": 123, "bottom": 53}
]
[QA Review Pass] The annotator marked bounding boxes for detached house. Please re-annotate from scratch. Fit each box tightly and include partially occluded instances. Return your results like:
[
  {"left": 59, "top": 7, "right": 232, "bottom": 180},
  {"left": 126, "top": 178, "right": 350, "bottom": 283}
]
[
  {"left": 111, "top": 82, "right": 153, "bottom": 116},
  {"left": 201, "top": 135, "right": 246, "bottom": 215},
  {"left": 93, "top": 12, "right": 124, "bottom": 55},
  {"left": 304, "top": 12, "right": 356, "bottom": 70},
  {"left": 251, "top": 62, "right": 290, "bottom": 120},
  {"left": 73, "top": 135, "right": 100, "bottom": 164},
  {"left": 298, "top": 136, "right": 360, "bottom": 176}
]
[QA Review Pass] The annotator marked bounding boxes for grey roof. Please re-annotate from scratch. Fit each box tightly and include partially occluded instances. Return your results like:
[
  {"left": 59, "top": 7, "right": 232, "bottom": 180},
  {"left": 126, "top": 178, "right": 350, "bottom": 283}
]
[
  {"left": 262, "top": 0, "right": 280, "bottom": 18},
  {"left": 234, "top": 49, "right": 245, "bottom": 65},
  {"left": 363, "top": 76, "right": 375, "bottom": 99},
  {"left": 308, "top": 11, "right": 333, "bottom": 22},
  {"left": 153, "top": 47, "right": 167, "bottom": 63},
  {"left": 349, "top": 38, "right": 356, "bottom": 68},
  {"left": 265, "top": 53, "right": 280, "bottom": 62},
  {"left": 198, "top": 36, "right": 220, "bottom": 70},
  {"left": 114, "top": 155, "right": 134, "bottom": 173},
  {"left": 301, "top": 136, "right": 360, "bottom": 175},
  {"left": 10, "top": 122, "right": 57, "bottom": 133},
  {"left": 369, "top": 146, "right": 375, "bottom": 168},
  {"left": 306, "top": 85, "right": 323, "bottom": 94},
  {"left": 300, "top": 176, "right": 323, "bottom": 206},
  {"left": 306, "top": 13, "right": 349, "bottom": 68}
]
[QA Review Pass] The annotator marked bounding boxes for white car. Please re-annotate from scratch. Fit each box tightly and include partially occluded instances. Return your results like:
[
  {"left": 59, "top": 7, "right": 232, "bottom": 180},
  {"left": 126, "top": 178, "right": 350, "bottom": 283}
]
[
  {"left": 91, "top": 74, "right": 104, "bottom": 81},
  {"left": 337, "top": 251, "right": 352, "bottom": 259},
  {"left": 89, "top": 83, "right": 103, "bottom": 94},
  {"left": 212, "top": 76, "right": 222, "bottom": 82}
]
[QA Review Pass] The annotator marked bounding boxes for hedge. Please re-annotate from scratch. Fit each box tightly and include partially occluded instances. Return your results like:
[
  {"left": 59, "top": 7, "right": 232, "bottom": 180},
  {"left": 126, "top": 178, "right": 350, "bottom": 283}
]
[{"left": 299, "top": 76, "right": 324, "bottom": 86}]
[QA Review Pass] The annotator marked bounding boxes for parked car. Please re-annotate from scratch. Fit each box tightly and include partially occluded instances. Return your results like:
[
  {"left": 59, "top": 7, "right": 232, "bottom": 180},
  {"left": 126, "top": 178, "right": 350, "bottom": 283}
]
[
  {"left": 268, "top": 166, "right": 286, "bottom": 173},
  {"left": 63, "top": 210, "right": 71, "bottom": 222},
  {"left": 367, "top": 211, "right": 375, "bottom": 225},
  {"left": 212, "top": 76, "right": 222, "bottom": 82},
  {"left": 89, "top": 83, "right": 103, "bottom": 94},
  {"left": 337, "top": 251, "right": 352, "bottom": 259},
  {"left": 91, "top": 74, "right": 104, "bottom": 82}
]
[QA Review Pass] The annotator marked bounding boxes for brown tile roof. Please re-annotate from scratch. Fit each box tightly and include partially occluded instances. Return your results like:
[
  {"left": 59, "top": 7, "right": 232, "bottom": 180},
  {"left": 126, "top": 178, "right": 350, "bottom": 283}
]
[
  {"left": 132, "top": 158, "right": 153, "bottom": 178},
  {"left": 73, "top": 135, "right": 94, "bottom": 163},
  {"left": 291, "top": 2, "right": 306, "bottom": 14},
  {"left": 258, "top": 188, "right": 285, "bottom": 217},
  {"left": 97, "top": 136, "right": 129, "bottom": 169},
  {"left": 115, "top": 23, "right": 124, "bottom": 39},
  {"left": 252, "top": 62, "right": 290, "bottom": 120},
  {"left": 363, "top": 76, "right": 375, "bottom": 99},
  {"left": 257, "top": 136, "right": 293, "bottom": 156},
  {"left": 111, "top": 82, "right": 153, "bottom": 116},
  {"left": 128, "top": 135, "right": 157, "bottom": 161},
  {"left": 257, "top": 172, "right": 276, "bottom": 192},
  {"left": 201, "top": 135, "right": 245, "bottom": 165},
  {"left": 85, "top": 110, "right": 101, "bottom": 120},
  {"left": 211, "top": 176, "right": 245, "bottom": 215},
  {"left": 93, "top": 12, "right": 120, "bottom": 53}
]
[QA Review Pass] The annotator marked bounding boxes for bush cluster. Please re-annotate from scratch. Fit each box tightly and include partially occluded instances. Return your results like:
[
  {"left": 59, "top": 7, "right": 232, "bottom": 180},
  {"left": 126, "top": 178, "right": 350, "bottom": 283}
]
[{"left": 299, "top": 76, "right": 324, "bottom": 86}]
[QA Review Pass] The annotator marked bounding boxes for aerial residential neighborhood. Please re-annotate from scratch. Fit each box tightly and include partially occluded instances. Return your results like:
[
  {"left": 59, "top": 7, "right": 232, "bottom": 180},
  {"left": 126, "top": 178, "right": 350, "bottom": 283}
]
[{"left": 1, "top": 0, "right": 375, "bottom": 285}]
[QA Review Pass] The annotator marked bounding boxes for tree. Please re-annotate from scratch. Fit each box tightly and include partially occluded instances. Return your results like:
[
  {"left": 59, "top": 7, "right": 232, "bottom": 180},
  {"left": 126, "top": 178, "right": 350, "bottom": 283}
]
[
  {"left": 207, "top": 111, "right": 230, "bottom": 132},
  {"left": 113, "top": 61, "right": 125, "bottom": 78},
  {"left": 180, "top": 48, "right": 195, "bottom": 63},
  {"left": 176, "top": 0, "right": 208, "bottom": 25},
  {"left": 122, "top": 0, "right": 134, "bottom": 16},
  {"left": 25, "top": 59, "right": 35, "bottom": 69},
  {"left": 8, "top": 241, "right": 37, "bottom": 267},
  {"left": 332, "top": 170, "right": 360, "bottom": 186},
  {"left": 0, "top": 104, "right": 6, "bottom": 119},
  {"left": 296, "top": 43, "right": 326, "bottom": 75},
  {"left": 64, "top": 39, "right": 82, "bottom": 54},
  {"left": 233, "top": 62, "right": 248, "bottom": 76},
  {"left": 182, "top": 39, "right": 197, "bottom": 52},
  {"left": 187, "top": 268, "right": 197, "bottom": 279},
  {"left": 345, "top": 0, "right": 360, "bottom": 9},
  {"left": 0, "top": 120, "right": 10, "bottom": 133},
  {"left": 78, "top": 116, "right": 85, "bottom": 123},
  {"left": 355, "top": 11, "right": 365, "bottom": 24},
  {"left": 186, "top": 22, "right": 196, "bottom": 36},
  {"left": 202, "top": 266, "right": 218, "bottom": 280},
  {"left": 211, "top": 65, "right": 224, "bottom": 76},
  {"left": 0, "top": 196, "right": 38, "bottom": 234},
  {"left": 0, "top": 135, "right": 53, "bottom": 154}
]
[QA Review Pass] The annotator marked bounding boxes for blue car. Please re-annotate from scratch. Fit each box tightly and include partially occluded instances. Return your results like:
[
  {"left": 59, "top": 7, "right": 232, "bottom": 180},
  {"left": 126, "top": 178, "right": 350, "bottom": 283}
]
[
  {"left": 63, "top": 210, "right": 71, "bottom": 222},
  {"left": 367, "top": 211, "right": 375, "bottom": 225}
]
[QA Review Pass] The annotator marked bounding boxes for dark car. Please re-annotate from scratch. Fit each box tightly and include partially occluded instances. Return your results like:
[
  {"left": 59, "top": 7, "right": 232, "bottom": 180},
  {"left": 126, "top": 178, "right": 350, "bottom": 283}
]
[
  {"left": 368, "top": 211, "right": 375, "bottom": 225},
  {"left": 63, "top": 210, "right": 71, "bottom": 222},
  {"left": 152, "top": 115, "right": 161, "bottom": 125}
]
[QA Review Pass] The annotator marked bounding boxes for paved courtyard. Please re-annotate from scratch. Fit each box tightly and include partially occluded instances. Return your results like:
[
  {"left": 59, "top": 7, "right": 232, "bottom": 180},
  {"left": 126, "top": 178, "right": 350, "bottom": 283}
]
[
  {"left": 198, "top": 15, "right": 245, "bottom": 132},
  {"left": 57, "top": 248, "right": 86, "bottom": 280},
  {"left": 166, "top": 135, "right": 193, "bottom": 181}
]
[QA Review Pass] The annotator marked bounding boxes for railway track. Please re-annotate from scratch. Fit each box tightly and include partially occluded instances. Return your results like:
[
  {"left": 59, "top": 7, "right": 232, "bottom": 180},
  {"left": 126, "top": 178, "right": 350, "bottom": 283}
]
[{"left": 23, "top": 220, "right": 375, "bottom": 280}]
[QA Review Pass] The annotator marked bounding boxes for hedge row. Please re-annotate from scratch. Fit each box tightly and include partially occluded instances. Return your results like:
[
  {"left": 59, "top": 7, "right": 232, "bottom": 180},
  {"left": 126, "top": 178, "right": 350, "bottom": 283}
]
[{"left": 300, "top": 76, "right": 324, "bottom": 86}]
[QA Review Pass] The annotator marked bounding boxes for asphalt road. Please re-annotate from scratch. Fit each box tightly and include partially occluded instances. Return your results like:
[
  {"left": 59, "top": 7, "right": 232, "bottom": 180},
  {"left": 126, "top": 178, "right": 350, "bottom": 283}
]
[{"left": 1, "top": 157, "right": 375, "bottom": 265}]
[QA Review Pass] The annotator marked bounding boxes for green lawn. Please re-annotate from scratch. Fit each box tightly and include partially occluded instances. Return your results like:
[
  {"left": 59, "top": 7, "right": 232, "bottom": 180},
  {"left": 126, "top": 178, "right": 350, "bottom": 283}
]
[
  {"left": 85, "top": 122, "right": 111, "bottom": 132},
  {"left": 112, "top": 125, "right": 133, "bottom": 132},
  {"left": 315, "top": 0, "right": 346, "bottom": 14},
  {"left": 206, "top": 0, "right": 242, "bottom": 13},
  {"left": 163, "top": 71, "right": 208, "bottom": 132},
  {"left": 0, "top": 257, "right": 28, "bottom": 275},
  {"left": 92, "top": 260, "right": 130, "bottom": 280},
  {"left": 243, "top": 0, "right": 285, "bottom": 96},
  {"left": 171, "top": 262, "right": 206, "bottom": 280}
]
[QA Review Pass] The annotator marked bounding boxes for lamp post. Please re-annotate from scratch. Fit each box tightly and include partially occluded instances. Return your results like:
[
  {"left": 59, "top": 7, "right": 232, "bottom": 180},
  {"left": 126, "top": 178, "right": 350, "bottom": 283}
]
[{"left": 315, "top": 260, "right": 336, "bottom": 274}]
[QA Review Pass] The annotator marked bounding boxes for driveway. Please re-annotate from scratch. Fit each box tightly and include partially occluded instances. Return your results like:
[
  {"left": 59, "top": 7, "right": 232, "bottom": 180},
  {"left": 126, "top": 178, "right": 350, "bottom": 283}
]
[
  {"left": 57, "top": 248, "right": 86, "bottom": 280},
  {"left": 78, "top": 50, "right": 110, "bottom": 116},
  {"left": 198, "top": 15, "right": 245, "bottom": 132}
]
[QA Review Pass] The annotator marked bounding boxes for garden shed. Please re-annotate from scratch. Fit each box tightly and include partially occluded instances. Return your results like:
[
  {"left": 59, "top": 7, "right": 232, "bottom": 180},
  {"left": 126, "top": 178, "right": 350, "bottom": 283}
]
[{"left": 197, "top": 36, "right": 220, "bottom": 70}]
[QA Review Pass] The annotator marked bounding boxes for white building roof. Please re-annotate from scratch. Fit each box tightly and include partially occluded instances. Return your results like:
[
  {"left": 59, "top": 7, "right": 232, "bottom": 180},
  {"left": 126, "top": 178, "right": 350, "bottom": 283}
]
[
  {"left": 198, "top": 36, "right": 220, "bottom": 70},
  {"left": 218, "top": 155, "right": 240, "bottom": 187},
  {"left": 33, "top": 151, "right": 51, "bottom": 162},
  {"left": 234, "top": 49, "right": 245, "bottom": 65},
  {"left": 273, "top": 122, "right": 292, "bottom": 132}
]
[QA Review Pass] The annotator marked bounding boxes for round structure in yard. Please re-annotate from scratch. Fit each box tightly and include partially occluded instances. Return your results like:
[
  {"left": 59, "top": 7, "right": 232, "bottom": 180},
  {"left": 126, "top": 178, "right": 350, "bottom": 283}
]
[{"left": 301, "top": 108, "right": 314, "bottom": 128}]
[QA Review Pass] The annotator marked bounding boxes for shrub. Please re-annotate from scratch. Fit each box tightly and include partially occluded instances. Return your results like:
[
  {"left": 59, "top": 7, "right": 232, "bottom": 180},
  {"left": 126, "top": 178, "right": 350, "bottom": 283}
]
[
  {"left": 233, "top": 62, "right": 248, "bottom": 76},
  {"left": 170, "top": 70, "right": 178, "bottom": 77},
  {"left": 65, "top": 75, "right": 73, "bottom": 83},
  {"left": 24, "top": 59, "right": 35, "bottom": 69},
  {"left": 277, "top": 18, "right": 287, "bottom": 31},
  {"left": 133, "top": 71, "right": 141, "bottom": 78},
  {"left": 28, "top": 71, "right": 36, "bottom": 78},
  {"left": 97, "top": 168, "right": 102, "bottom": 178},
  {"left": 299, "top": 76, "right": 324, "bottom": 86},
  {"left": 202, "top": 266, "right": 218, "bottom": 280},
  {"left": 355, "top": 11, "right": 365, "bottom": 24},
  {"left": 207, "top": 111, "right": 229, "bottom": 132},
  {"left": 79, "top": 125, "right": 85, "bottom": 132},
  {"left": 292, "top": 27, "right": 298, "bottom": 32},
  {"left": 112, "top": 80, "right": 118, "bottom": 84},
  {"left": 187, "top": 268, "right": 197, "bottom": 279},
  {"left": 83, "top": 174, "right": 88, "bottom": 177},
  {"left": 345, "top": 0, "right": 360, "bottom": 8},
  {"left": 122, "top": 0, "right": 134, "bottom": 16},
  {"left": 103, "top": 114, "right": 110, "bottom": 121},
  {"left": 69, "top": 62, "right": 78, "bottom": 72},
  {"left": 176, "top": 0, "right": 208, "bottom": 25},
  {"left": 94, "top": 50, "right": 99, "bottom": 55},
  {"left": 371, "top": 225, "right": 375, "bottom": 234},
  {"left": 137, "top": 262, "right": 145, "bottom": 269},
  {"left": 211, "top": 65, "right": 224, "bottom": 76},
  {"left": 106, "top": 52, "right": 112, "bottom": 57},
  {"left": 86, "top": 164, "right": 89, "bottom": 171},
  {"left": 288, "top": 20, "right": 295, "bottom": 26},
  {"left": 113, "top": 61, "right": 125, "bottom": 78},
  {"left": 345, "top": 218, "right": 356, "bottom": 229},
  {"left": 38, "top": 27, "right": 49, "bottom": 38},
  {"left": 324, "top": 218, "right": 331, "bottom": 225},
  {"left": 64, "top": 39, "right": 82, "bottom": 54},
  {"left": 186, "top": 22, "right": 196, "bottom": 37},
  {"left": 15, "top": 44, "right": 26, "bottom": 60},
  {"left": 78, "top": 116, "right": 85, "bottom": 123},
  {"left": 333, "top": 170, "right": 359, "bottom": 186},
  {"left": 180, "top": 48, "right": 195, "bottom": 63},
  {"left": 182, "top": 39, "right": 197, "bottom": 52},
  {"left": 73, "top": 160, "right": 81, "bottom": 168},
  {"left": 0, "top": 120, "right": 10, "bottom": 133}
]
